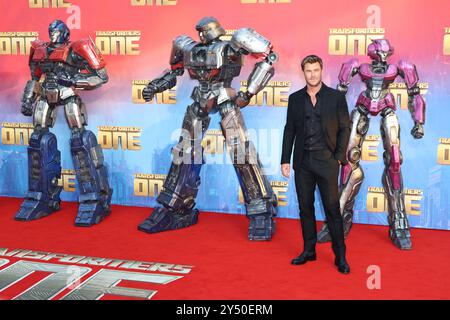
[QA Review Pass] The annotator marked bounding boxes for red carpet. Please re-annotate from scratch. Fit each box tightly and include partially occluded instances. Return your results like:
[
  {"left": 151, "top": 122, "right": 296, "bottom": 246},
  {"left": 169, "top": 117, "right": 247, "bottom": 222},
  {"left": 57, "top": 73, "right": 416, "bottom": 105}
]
[{"left": 0, "top": 196, "right": 449, "bottom": 300}]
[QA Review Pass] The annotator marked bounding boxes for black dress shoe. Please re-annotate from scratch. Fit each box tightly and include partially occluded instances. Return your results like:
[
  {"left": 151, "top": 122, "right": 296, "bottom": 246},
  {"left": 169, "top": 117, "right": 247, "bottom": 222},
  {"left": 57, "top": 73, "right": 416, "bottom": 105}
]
[
  {"left": 291, "top": 251, "right": 317, "bottom": 265},
  {"left": 334, "top": 257, "right": 350, "bottom": 274}
]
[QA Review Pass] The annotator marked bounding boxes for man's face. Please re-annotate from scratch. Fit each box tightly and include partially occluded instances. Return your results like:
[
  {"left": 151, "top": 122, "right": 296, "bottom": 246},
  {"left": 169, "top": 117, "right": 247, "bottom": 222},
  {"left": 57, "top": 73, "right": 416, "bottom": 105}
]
[{"left": 303, "top": 62, "right": 323, "bottom": 87}]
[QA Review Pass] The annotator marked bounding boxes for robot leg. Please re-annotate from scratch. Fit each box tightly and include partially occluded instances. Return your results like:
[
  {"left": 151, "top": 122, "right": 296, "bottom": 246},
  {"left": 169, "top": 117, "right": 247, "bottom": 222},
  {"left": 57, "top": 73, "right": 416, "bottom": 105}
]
[
  {"left": 16, "top": 100, "right": 61, "bottom": 221},
  {"left": 66, "top": 97, "right": 113, "bottom": 226},
  {"left": 138, "top": 103, "right": 210, "bottom": 233},
  {"left": 318, "top": 107, "right": 369, "bottom": 242},
  {"left": 220, "top": 103, "right": 277, "bottom": 241},
  {"left": 15, "top": 127, "right": 62, "bottom": 220},
  {"left": 381, "top": 109, "right": 411, "bottom": 250}
]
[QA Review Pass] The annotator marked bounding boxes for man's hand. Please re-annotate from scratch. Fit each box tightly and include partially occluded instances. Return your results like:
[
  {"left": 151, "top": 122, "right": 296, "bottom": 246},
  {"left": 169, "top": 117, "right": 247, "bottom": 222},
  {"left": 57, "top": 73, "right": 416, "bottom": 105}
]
[
  {"left": 281, "top": 163, "right": 291, "bottom": 179},
  {"left": 411, "top": 122, "right": 424, "bottom": 139},
  {"left": 235, "top": 91, "right": 252, "bottom": 108},
  {"left": 142, "top": 83, "right": 158, "bottom": 102}
]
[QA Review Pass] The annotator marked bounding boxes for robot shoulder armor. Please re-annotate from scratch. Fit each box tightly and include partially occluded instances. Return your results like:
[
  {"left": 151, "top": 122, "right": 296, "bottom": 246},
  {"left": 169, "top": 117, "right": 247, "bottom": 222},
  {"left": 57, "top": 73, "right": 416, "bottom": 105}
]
[
  {"left": 31, "top": 39, "right": 47, "bottom": 50},
  {"left": 397, "top": 60, "right": 419, "bottom": 87},
  {"left": 230, "top": 28, "right": 271, "bottom": 54},
  {"left": 173, "top": 35, "right": 196, "bottom": 51},
  {"left": 71, "top": 38, "right": 106, "bottom": 70}
]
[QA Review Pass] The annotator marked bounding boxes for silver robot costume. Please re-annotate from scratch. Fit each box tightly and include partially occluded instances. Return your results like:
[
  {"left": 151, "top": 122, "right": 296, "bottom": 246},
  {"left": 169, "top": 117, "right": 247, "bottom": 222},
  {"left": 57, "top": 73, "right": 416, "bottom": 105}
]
[
  {"left": 138, "top": 17, "right": 279, "bottom": 240},
  {"left": 317, "top": 39, "right": 426, "bottom": 249}
]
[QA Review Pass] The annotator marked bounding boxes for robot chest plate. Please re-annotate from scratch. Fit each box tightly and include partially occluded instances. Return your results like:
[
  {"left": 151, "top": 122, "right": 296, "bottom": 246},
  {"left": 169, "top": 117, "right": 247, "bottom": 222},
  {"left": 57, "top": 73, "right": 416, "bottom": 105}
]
[
  {"left": 360, "top": 63, "right": 398, "bottom": 99},
  {"left": 32, "top": 44, "right": 70, "bottom": 64},
  {"left": 187, "top": 68, "right": 221, "bottom": 80},
  {"left": 359, "top": 63, "right": 398, "bottom": 83},
  {"left": 184, "top": 42, "right": 227, "bottom": 69}
]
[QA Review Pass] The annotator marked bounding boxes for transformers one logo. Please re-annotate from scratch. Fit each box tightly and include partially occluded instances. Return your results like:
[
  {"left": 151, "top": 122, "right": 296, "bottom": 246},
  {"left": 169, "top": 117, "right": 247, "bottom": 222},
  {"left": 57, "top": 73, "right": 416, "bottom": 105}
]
[
  {"left": 29, "top": 0, "right": 71, "bottom": 7},
  {"left": 95, "top": 31, "right": 141, "bottom": 55},
  {"left": 134, "top": 174, "right": 166, "bottom": 197},
  {"left": 0, "top": 248, "right": 191, "bottom": 300},
  {"left": 131, "top": 0, "right": 177, "bottom": 5},
  {"left": 443, "top": 28, "right": 450, "bottom": 55},
  {"left": 0, "top": 32, "right": 38, "bottom": 55},
  {"left": 328, "top": 28, "right": 385, "bottom": 55},
  {"left": 58, "top": 169, "right": 76, "bottom": 192},
  {"left": 437, "top": 138, "right": 450, "bottom": 165},
  {"left": 132, "top": 80, "right": 177, "bottom": 104},
  {"left": 202, "top": 130, "right": 225, "bottom": 155},
  {"left": 366, "top": 187, "right": 423, "bottom": 215},
  {"left": 361, "top": 135, "right": 380, "bottom": 162},
  {"left": 98, "top": 126, "right": 142, "bottom": 151},
  {"left": 1, "top": 122, "right": 34, "bottom": 145},
  {"left": 240, "top": 81, "right": 290, "bottom": 107},
  {"left": 389, "top": 82, "right": 429, "bottom": 110},
  {"left": 239, "top": 181, "right": 288, "bottom": 206}
]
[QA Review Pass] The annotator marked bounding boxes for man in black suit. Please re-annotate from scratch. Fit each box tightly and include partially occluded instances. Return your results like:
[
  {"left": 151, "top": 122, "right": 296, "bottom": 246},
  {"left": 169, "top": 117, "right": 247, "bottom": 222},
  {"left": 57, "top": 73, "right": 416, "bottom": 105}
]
[{"left": 281, "top": 55, "right": 351, "bottom": 274}]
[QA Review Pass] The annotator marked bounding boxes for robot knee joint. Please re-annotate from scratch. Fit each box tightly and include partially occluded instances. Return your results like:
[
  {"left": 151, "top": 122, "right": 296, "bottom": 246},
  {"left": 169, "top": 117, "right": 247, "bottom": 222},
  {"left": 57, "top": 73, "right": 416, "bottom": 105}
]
[{"left": 347, "top": 147, "right": 361, "bottom": 164}]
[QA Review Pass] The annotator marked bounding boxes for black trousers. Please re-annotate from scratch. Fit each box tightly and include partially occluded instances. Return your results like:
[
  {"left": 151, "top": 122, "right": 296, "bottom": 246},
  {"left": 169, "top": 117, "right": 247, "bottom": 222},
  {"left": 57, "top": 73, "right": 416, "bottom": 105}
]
[{"left": 294, "top": 148, "right": 346, "bottom": 257}]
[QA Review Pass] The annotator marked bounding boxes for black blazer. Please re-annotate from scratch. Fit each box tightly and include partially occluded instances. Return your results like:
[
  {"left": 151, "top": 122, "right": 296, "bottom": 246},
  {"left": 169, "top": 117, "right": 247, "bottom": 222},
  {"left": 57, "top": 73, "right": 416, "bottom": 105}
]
[{"left": 281, "top": 83, "right": 351, "bottom": 171}]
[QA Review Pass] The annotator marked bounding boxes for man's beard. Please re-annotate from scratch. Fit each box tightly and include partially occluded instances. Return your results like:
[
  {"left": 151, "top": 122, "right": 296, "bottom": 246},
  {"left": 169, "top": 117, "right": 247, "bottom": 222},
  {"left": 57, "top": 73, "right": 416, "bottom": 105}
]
[{"left": 307, "top": 79, "right": 321, "bottom": 87}]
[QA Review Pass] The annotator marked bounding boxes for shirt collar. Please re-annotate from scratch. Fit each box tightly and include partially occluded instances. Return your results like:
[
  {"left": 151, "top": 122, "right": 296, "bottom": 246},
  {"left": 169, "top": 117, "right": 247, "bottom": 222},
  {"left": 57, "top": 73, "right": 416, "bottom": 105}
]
[
  {"left": 316, "top": 82, "right": 327, "bottom": 97},
  {"left": 305, "top": 82, "right": 327, "bottom": 97}
]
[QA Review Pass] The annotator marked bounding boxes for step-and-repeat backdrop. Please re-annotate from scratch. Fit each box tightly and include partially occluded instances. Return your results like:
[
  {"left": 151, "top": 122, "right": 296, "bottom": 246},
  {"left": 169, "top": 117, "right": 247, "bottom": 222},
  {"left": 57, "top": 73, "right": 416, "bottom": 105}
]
[{"left": 1, "top": 0, "right": 449, "bottom": 230}]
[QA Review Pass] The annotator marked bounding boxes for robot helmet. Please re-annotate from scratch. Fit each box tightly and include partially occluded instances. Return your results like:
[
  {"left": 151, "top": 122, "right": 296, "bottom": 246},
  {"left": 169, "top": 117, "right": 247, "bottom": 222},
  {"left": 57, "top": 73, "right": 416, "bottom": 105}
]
[
  {"left": 48, "top": 19, "right": 70, "bottom": 45},
  {"left": 195, "top": 17, "right": 225, "bottom": 44},
  {"left": 367, "top": 38, "right": 394, "bottom": 63}
]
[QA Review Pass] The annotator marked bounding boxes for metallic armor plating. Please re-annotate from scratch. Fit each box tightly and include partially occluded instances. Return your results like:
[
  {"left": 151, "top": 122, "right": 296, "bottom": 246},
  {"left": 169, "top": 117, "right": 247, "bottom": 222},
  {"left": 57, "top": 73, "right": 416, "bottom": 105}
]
[
  {"left": 16, "top": 20, "right": 112, "bottom": 226},
  {"left": 317, "top": 39, "right": 426, "bottom": 249},
  {"left": 138, "top": 17, "right": 278, "bottom": 240}
]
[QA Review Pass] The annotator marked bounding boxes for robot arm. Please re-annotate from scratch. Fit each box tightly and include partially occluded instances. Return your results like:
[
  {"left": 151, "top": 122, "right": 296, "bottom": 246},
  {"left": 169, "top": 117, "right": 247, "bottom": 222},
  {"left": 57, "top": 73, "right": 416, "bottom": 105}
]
[
  {"left": 230, "top": 28, "right": 278, "bottom": 108},
  {"left": 142, "top": 68, "right": 183, "bottom": 102},
  {"left": 398, "top": 60, "right": 425, "bottom": 139},
  {"left": 71, "top": 66, "right": 109, "bottom": 90},
  {"left": 337, "top": 58, "right": 359, "bottom": 94},
  {"left": 21, "top": 41, "right": 43, "bottom": 116},
  {"left": 142, "top": 35, "right": 193, "bottom": 102},
  {"left": 20, "top": 79, "right": 38, "bottom": 116}
]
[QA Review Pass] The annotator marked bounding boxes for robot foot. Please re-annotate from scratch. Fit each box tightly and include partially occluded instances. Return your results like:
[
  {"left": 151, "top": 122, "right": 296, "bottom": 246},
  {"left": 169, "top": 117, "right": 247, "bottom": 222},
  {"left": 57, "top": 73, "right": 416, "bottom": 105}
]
[
  {"left": 138, "top": 206, "right": 199, "bottom": 234},
  {"left": 75, "top": 200, "right": 111, "bottom": 227},
  {"left": 389, "top": 227, "right": 412, "bottom": 250},
  {"left": 248, "top": 214, "right": 275, "bottom": 241},
  {"left": 15, "top": 198, "right": 60, "bottom": 221}
]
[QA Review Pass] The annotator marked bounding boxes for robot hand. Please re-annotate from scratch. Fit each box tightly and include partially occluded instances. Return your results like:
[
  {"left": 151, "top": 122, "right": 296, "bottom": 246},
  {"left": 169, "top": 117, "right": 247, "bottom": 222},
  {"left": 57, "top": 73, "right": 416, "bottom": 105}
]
[
  {"left": 235, "top": 91, "right": 252, "bottom": 108},
  {"left": 142, "top": 83, "right": 158, "bottom": 102},
  {"left": 411, "top": 122, "right": 424, "bottom": 139},
  {"left": 337, "top": 84, "right": 348, "bottom": 94},
  {"left": 21, "top": 100, "right": 33, "bottom": 116}
]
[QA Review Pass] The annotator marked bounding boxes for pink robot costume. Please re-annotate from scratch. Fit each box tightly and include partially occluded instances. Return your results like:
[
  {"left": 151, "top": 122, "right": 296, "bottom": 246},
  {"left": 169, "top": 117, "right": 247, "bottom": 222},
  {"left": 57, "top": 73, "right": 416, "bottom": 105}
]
[{"left": 317, "top": 39, "right": 425, "bottom": 250}]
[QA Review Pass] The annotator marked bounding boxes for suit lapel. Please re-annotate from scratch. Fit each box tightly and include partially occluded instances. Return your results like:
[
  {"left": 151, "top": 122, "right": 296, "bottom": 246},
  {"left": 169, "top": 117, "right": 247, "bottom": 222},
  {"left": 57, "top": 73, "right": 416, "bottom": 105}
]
[
  {"left": 297, "top": 88, "right": 306, "bottom": 128},
  {"left": 319, "top": 85, "right": 328, "bottom": 126},
  {"left": 317, "top": 85, "right": 331, "bottom": 146}
]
